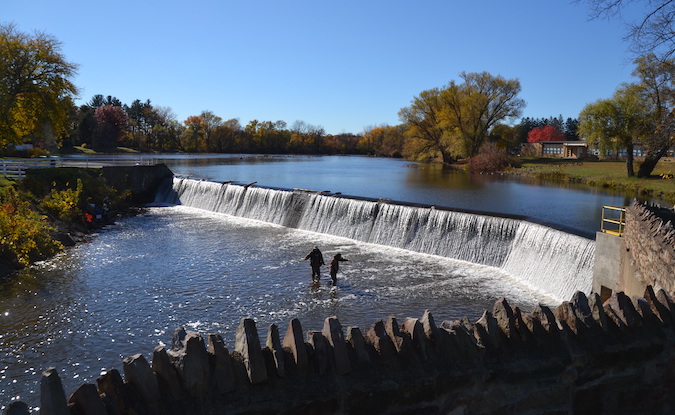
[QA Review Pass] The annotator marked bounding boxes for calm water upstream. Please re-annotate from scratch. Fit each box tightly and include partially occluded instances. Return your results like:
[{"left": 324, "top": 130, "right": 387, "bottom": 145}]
[
  {"left": 156, "top": 154, "right": 640, "bottom": 235},
  {"left": 0, "top": 155, "right": 640, "bottom": 409}
]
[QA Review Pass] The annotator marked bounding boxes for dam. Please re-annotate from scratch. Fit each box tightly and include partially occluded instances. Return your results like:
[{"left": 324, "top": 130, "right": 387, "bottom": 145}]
[{"left": 156, "top": 177, "right": 596, "bottom": 302}]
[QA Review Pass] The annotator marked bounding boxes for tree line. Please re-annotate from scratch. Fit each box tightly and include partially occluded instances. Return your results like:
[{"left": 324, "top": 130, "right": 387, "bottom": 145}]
[
  {"left": 4, "top": 2, "right": 675, "bottom": 179},
  {"left": 0, "top": 23, "right": 579, "bottom": 160},
  {"left": 579, "top": 54, "right": 675, "bottom": 177},
  {"left": 69, "top": 92, "right": 581, "bottom": 160},
  {"left": 0, "top": 24, "right": 363, "bottom": 156},
  {"left": 67, "top": 95, "right": 363, "bottom": 155},
  {"left": 577, "top": 0, "right": 675, "bottom": 177}
]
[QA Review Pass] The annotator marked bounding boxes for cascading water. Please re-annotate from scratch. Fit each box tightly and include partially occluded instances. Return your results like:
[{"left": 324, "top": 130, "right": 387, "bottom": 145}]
[
  {"left": 502, "top": 225, "right": 595, "bottom": 299},
  {"left": 236, "top": 186, "right": 295, "bottom": 225},
  {"left": 298, "top": 193, "right": 380, "bottom": 241},
  {"left": 155, "top": 177, "right": 595, "bottom": 301},
  {"left": 368, "top": 204, "right": 521, "bottom": 267}
]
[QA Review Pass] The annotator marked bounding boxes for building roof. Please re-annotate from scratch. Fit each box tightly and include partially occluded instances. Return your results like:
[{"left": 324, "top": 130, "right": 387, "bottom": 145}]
[{"left": 539, "top": 141, "right": 587, "bottom": 146}]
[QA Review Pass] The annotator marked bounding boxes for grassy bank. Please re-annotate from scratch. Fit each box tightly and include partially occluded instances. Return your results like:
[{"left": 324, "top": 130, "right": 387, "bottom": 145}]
[
  {"left": 67, "top": 145, "right": 141, "bottom": 154},
  {"left": 511, "top": 158, "right": 675, "bottom": 205}
]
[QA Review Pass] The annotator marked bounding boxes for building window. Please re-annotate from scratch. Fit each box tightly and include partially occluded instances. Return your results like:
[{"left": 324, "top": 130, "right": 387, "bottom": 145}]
[{"left": 542, "top": 145, "right": 562, "bottom": 155}]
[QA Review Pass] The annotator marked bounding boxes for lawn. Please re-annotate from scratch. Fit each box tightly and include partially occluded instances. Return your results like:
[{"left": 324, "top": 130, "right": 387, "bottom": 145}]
[
  {"left": 70, "top": 146, "right": 140, "bottom": 154},
  {"left": 514, "top": 158, "right": 675, "bottom": 204}
]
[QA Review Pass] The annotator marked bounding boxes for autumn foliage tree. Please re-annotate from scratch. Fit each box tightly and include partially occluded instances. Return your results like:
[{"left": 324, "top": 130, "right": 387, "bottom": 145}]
[
  {"left": 489, "top": 123, "right": 519, "bottom": 152},
  {"left": 210, "top": 118, "right": 242, "bottom": 153},
  {"left": 93, "top": 105, "right": 129, "bottom": 148},
  {"left": 632, "top": 54, "right": 675, "bottom": 177},
  {"left": 359, "top": 125, "right": 406, "bottom": 156},
  {"left": 578, "top": 86, "right": 646, "bottom": 176},
  {"left": 399, "top": 72, "right": 525, "bottom": 163},
  {"left": 287, "top": 120, "right": 325, "bottom": 153},
  {"left": 246, "top": 120, "right": 290, "bottom": 153},
  {"left": 181, "top": 115, "right": 207, "bottom": 152},
  {"left": 324, "top": 133, "right": 361, "bottom": 154},
  {"left": 527, "top": 125, "right": 565, "bottom": 143},
  {"left": 579, "top": 54, "right": 675, "bottom": 177},
  {"left": 514, "top": 116, "right": 579, "bottom": 144},
  {"left": 0, "top": 24, "right": 78, "bottom": 149},
  {"left": 62, "top": 96, "right": 370, "bottom": 155},
  {"left": 442, "top": 72, "right": 525, "bottom": 158}
]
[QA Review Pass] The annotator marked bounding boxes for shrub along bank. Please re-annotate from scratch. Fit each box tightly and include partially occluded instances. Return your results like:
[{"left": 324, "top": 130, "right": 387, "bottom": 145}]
[{"left": 0, "top": 168, "right": 136, "bottom": 276}]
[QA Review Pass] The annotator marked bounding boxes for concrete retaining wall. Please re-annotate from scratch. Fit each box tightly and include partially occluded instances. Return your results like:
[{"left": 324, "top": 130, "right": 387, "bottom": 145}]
[
  {"left": 14, "top": 287, "right": 675, "bottom": 415},
  {"left": 592, "top": 231, "right": 623, "bottom": 296},
  {"left": 101, "top": 164, "right": 173, "bottom": 204}
]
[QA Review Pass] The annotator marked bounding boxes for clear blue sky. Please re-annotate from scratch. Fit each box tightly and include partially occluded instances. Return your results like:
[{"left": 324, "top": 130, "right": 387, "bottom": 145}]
[{"left": 2, "top": 1, "right": 643, "bottom": 135}]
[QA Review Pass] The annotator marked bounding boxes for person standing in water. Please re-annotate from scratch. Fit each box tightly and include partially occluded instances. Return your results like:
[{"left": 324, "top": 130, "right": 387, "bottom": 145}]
[
  {"left": 329, "top": 253, "right": 349, "bottom": 286},
  {"left": 304, "top": 246, "right": 325, "bottom": 281}
]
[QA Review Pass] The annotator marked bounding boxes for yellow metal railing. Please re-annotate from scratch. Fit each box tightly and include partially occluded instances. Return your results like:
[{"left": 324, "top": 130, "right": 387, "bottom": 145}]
[{"left": 601, "top": 206, "right": 626, "bottom": 236}]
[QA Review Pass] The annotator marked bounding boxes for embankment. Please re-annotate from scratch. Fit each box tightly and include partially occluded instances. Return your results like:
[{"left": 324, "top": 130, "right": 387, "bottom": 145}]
[{"left": 0, "top": 165, "right": 173, "bottom": 278}]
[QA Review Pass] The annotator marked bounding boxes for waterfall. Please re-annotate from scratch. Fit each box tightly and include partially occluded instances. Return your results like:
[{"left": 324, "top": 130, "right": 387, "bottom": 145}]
[
  {"left": 368, "top": 204, "right": 520, "bottom": 267},
  {"left": 502, "top": 225, "right": 595, "bottom": 298},
  {"left": 297, "top": 194, "right": 380, "bottom": 241},
  {"left": 156, "top": 177, "right": 595, "bottom": 301},
  {"left": 235, "top": 186, "right": 295, "bottom": 225}
]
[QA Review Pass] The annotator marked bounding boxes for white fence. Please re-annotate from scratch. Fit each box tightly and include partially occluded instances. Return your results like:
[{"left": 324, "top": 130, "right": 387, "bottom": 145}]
[{"left": 1, "top": 157, "right": 155, "bottom": 179}]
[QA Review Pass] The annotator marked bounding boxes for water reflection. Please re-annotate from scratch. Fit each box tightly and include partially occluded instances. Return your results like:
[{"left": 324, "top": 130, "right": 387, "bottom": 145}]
[
  {"left": 406, "top": 163, "right": 481, "bottom": 190},
  {"left": 160, "top": 155, "right": 641, "bottom": 234}
]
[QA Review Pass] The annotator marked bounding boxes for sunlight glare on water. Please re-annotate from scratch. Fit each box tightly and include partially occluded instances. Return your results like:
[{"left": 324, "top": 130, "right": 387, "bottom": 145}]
[{"left": 0, "top": 205, "right": 554, "bottom": 408}]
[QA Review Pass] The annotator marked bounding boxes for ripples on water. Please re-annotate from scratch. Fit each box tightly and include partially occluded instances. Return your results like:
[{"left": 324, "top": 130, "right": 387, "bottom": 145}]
[{"left": 0, "top": 206, "right": 555, "bottom": 409}]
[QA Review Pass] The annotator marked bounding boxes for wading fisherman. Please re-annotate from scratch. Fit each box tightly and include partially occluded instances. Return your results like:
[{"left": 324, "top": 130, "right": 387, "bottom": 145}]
[
  {"left": 304, "top": 246, "right": 325, "bottom": 281},
  {"left": 329, "top": 253, "right": 349, "bottom": 286}
]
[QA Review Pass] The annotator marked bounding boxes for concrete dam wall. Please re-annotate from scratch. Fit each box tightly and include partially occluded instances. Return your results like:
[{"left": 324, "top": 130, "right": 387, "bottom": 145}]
[
  {"left": 155, "top": 177, "right": 596, "bottom": 301},
  {"left": 24, "top": 286, "right": 675, "bottom": 415}
]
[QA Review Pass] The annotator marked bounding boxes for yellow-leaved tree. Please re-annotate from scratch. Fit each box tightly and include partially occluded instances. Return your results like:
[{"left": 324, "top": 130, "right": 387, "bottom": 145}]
[
  {"left": 0, "top": 24, "right": 79, "bottom": 150},
  {"left": 399, "top": 72, "right": 525, "bottom": 163}
]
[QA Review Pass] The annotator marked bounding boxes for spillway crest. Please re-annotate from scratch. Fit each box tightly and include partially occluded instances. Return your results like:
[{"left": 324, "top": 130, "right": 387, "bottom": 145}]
[{"left": 155, "top": 178, "right": 595, "bottom": 301}]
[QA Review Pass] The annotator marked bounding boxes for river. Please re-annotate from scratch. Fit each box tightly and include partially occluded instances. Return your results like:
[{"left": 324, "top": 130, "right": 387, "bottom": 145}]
[
  {"left": 0, "top": 155, "right": 637, "bottom": 410},
  {"left": 155, "top": 154, "right": 637, "bottom": 235}
]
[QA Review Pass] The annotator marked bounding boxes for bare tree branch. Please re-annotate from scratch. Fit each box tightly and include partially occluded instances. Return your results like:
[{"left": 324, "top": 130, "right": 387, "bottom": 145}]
[{"left": 581, "top": 0, "right": 675, "bottom": 60}]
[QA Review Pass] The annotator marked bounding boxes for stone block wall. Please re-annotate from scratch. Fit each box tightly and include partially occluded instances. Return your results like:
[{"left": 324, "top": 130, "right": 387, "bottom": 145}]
[
  {"left": 11, "top": 287, "right": 675, "bottom": 415},
  {"left": 623, "top": 201, "right": 675, "bottom": 295}
]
